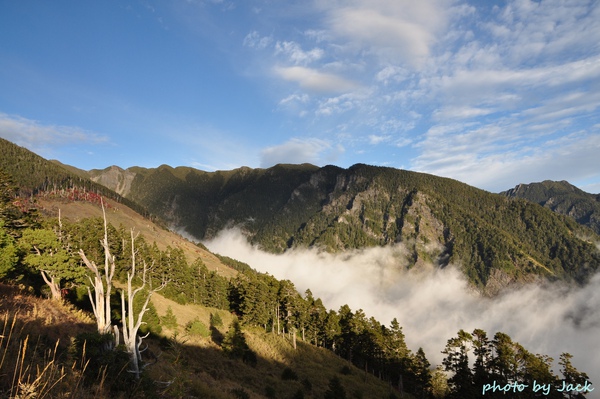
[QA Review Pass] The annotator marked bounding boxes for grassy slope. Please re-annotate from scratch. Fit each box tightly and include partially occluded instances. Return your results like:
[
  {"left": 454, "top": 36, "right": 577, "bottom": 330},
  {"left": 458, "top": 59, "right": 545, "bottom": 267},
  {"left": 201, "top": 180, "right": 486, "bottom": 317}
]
[
  {"left": 149, "top": 291, "right": 403, "bottom": 399},
  {"left": 3, "top": 197, "right": 404, "bottom": 398},
  {"left": 36, "top": 196, "right": 237, "bottom": 278},
  {"left": 0, "top": 281, "right": 403, "bottom": 399}
]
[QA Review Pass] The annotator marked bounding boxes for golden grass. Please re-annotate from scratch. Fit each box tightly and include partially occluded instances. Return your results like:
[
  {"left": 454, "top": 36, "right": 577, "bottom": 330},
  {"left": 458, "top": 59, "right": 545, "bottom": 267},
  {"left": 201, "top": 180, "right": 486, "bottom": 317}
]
[
  {"left": 37, "top": 197, "right": 238, "bottom": 278},
  {"left": 0, "top": 282, "right": 407, "bottom": 398}
]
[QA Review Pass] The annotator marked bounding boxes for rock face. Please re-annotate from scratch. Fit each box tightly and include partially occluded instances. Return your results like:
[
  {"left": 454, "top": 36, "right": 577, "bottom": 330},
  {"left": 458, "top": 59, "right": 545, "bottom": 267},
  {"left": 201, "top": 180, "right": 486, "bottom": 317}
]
[{"left": 89, "top": 165, "right": 136, "bottom": 197}]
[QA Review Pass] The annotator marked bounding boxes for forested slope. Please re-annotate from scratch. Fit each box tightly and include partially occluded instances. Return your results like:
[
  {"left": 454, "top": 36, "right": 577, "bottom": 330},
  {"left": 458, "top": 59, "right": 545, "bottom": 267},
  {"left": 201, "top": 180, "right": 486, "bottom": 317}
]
[
  {"left": 502, "top": 180, "right": 600, "bottom": 235},
  {"left": 111, "top": 163, "right": 600, "bottom": 293}
]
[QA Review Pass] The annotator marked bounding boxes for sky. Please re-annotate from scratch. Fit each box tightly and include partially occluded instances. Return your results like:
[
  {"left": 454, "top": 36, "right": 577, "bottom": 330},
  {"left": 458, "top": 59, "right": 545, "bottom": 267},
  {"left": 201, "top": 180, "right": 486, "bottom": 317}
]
[{"left": 0, "top": 0, "right": 599, "bottom": 193}]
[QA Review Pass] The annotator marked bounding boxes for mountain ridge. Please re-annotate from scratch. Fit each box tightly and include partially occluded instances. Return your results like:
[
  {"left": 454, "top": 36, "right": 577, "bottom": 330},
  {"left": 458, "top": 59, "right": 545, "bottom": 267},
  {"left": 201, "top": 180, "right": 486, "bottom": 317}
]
[
  {"left": 85, "top": 160, "right": 600, "bottom": 295},
  {"left": 1, "top": 137, "right": 599, "bottom": 295}
]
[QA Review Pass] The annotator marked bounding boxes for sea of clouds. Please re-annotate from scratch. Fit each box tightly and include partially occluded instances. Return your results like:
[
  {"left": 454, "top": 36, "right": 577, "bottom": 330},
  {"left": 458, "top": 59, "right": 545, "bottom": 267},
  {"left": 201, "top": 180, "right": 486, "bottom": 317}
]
[{"left": 205, "top": 228, "right": 600, "bottom": 397}]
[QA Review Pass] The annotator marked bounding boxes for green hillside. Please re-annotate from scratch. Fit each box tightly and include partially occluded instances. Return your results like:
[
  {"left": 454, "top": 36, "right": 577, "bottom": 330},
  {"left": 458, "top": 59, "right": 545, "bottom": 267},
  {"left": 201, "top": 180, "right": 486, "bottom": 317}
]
[
  {"left": 97, "top": 163, "right": 600, "bottom": 294},
  {"left": 0, "top": 137, "right": 149, "bottom": 218},
  {"left": 3, "top": 136, "right": 600, "bottom": 293},
  {"left": 502, "top": 180, "right": 600, "bottom": 235}
]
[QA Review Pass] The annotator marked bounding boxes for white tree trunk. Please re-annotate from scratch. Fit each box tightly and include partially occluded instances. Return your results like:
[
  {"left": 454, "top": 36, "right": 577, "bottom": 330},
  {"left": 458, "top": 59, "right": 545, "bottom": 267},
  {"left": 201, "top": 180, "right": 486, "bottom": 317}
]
[
  {"left": 40, "top": 270, "right": 62, "bottom": 301},
  {"left": 78, "top": 200, "right": 115, "bottom": 335},
  {"left": 120, "top": 229, "right": 165, "bottom": 379}
]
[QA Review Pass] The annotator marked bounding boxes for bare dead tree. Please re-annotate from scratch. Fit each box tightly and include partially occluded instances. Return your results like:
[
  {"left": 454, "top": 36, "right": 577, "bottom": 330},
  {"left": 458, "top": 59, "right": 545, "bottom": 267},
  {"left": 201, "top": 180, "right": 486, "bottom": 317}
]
[
  {"left": 78, "top": 199, "right": 115, "bottom": 336},
  {"left": 121, "top": 229, "right": 166, "bottom": 379}
]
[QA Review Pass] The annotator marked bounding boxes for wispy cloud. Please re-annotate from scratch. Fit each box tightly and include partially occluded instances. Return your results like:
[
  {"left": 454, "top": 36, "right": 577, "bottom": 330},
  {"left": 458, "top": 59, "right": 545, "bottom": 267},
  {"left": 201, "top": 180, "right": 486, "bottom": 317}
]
[
  {"left": 0, "top": 113, "right": 108, "bottom": 155},
  {"left": 242, "top": 30, "right": 273, "bottom": 49},
  {"left": 318, "top": 0, "right": 450, "bottom": 68},
  {"left": 260, "top": 137, "right": 344, "bottom": 167},
  {"left": 274, "top": 66, "right": 360, "bottom": 94},
  {"left": 414, "top": 130, "right": 600, "bottom": 192},
  {"left": 274, "top": 41, "right": 324, "bottom": 65}
]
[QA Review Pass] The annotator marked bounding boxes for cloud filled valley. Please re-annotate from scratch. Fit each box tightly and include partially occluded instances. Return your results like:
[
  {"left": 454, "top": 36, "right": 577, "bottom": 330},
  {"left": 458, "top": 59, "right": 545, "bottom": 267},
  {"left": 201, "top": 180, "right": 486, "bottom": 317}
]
[{"left": 205, "top": 228, "right": 600, "bottom": 396}]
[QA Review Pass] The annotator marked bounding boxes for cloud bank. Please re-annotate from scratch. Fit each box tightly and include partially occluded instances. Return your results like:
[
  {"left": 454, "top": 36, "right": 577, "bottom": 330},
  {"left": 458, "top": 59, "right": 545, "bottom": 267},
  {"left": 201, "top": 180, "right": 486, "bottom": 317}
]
[{"left": 205, "top": 228, "right": 600, "bottom": 395}]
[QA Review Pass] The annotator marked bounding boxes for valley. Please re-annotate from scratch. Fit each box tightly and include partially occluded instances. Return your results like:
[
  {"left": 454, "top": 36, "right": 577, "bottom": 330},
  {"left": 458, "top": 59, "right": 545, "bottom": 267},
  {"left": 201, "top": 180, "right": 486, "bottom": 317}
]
[{"left": 0, "top": 136, "right": 598, "bottom": 398}]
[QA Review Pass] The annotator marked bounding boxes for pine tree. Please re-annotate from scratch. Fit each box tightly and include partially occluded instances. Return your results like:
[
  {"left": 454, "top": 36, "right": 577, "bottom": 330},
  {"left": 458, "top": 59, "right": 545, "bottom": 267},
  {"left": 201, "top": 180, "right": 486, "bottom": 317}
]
[
  {"left": 559, "top": 353, "right": 591, "bottom": 399},
  {"left": 442, "top": 329, "right": 475, "bottom": 399},
  {"left": 471, "top": 328, "right": 491, "bottom": 389},
  {"left": 19, "top": 227, "right": 83, "bottom": 300},
  {"left": 161, "top": 306, "right": 178, "bottom": 330}
]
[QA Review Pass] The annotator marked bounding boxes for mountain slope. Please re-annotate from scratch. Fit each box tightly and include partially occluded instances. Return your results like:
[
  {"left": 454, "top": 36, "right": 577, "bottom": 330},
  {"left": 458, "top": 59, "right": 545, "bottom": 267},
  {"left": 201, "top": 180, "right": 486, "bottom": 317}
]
[
  {"left": 501, "top": 180, "right": 600, "bottom": 235},
  {"left": 2, "top": 137, "right": 598, "bottom": 294},
  {"left": 93, "top": 162, "right": 600, "bottom": 294},
  {"left": 0, "top": 137, "right": 148, "bottom": 217}
]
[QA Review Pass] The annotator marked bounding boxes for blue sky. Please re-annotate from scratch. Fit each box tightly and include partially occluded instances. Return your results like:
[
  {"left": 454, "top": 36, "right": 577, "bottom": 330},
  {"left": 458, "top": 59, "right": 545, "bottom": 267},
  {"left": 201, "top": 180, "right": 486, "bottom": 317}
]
[{"left": 0, "top": 0, "right": 599, "bottom": 193}]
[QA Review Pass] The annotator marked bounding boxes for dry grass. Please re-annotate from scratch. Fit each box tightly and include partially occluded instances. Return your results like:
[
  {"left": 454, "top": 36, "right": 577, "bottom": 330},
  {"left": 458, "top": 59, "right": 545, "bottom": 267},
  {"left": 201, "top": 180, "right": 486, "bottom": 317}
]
[{"left": 0, "top": 282, "right": 406, "bottom": 398}]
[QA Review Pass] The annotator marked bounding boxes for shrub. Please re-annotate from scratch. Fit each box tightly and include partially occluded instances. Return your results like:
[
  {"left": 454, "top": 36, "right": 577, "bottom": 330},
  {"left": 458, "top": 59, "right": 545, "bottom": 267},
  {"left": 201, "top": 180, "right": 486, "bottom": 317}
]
[
  {"left": 265, "top": 385, "right": 277, "bottom": 398},
  {"left": 324, "top": 376, "right": 347, "bottom": 399},
  {"left": 160, "top": 306, "right": 178, "bottom": 330},
  {"left": 185, "top": 318, "right": 210, "bottom": 337},
  {"left": 70, "top": 332, "right": 130, "bottom": 385},
  {"left": 281, "top": 367, "right": 298, "bottom": 381},
  {"left": 210, "top": 312, "right": 223, "bottom": 327},
  {"left": 302, "top": 378, "right": 312, "bottom": 392}
]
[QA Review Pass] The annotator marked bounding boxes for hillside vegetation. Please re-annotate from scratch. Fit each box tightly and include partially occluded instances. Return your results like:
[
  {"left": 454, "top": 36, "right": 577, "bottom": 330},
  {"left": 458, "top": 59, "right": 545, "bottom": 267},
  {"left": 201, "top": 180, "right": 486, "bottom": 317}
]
[{"left": 502, "top": 180, "right": 600, "bottom": 235}]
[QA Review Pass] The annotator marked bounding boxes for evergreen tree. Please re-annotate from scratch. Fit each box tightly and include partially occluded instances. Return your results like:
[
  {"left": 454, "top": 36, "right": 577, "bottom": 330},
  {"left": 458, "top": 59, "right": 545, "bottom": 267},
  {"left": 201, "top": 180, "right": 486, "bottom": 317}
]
[
  {"left": 18, "top": 227, "right": 83, "bottom": 300},
  {"left": 161, "top": 306, "right": 178, "bottom": 330},
  {"left": 559, "top": 353, "right": 591, "bottom": 399},
  {"left": 222, "top": 318, "right": 254, "bottom": 364},
  {"left": 323, "top": 310, "right": 341, "bottom": 351},
  {"left": 490, "top": 332, "right": 518, "bottom": 383},
  {"left": 442, "top": 329, "right": 475, "bottom": 399},
  {"left": 471, "top": 328, "right": 491, "bottom": 389},
  {"left": 411, "top": 347, "right": 432, "bottom": 399},
  {"left": 0, "top": 221, "right": 18, "bottom": 278}
]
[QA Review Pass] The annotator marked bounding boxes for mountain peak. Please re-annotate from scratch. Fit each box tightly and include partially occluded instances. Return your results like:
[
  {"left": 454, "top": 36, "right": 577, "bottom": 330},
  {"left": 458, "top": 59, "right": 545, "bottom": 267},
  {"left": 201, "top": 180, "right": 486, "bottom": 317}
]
[{"left": 502, "top": 180, "right": 600, "bottom": 234}]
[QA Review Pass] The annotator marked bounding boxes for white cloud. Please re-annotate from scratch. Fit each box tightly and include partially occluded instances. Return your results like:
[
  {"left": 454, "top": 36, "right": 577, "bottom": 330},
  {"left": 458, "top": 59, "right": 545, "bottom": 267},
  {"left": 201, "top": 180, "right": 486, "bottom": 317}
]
[
  {"left": 243, "top": 30, "right": 273, "bottom": 49},
  {"left": 275, "top": 41, "right": 324, "bottom": 65},
  {"left": 274, "top": 66, "right": 360, "bottom": 94},
  {"left": 0, "top": 113, "right": 108, "bottom": 153},
  {"left": 247, "top": 0, "right": 600, "bottom": 192},
  {"left": 319, "top": 0, "right": 450, "bottom": 68},
  {"left": 413, "top": 130, "right": 600, "bottom": 192},
  {"left": 278, "top": 93, "right": 310, "bottom": 106},
  {"left": 259, "top": 137, "right": 343, "bottom": 168},
  {"left": 375, "top": 65, "right": 410, "bottom": 85},
  {"left": 433, "top": 106, "right": 495, "bottom": 120},
  {"left": 205, "top": 228, "right": 600, "bottom": 389},
  {"left": 368, "top": 134, "right": 390, "bottom": 145},
  {"left": 315, "top": 91, "right": 371, "bottom": 116}
]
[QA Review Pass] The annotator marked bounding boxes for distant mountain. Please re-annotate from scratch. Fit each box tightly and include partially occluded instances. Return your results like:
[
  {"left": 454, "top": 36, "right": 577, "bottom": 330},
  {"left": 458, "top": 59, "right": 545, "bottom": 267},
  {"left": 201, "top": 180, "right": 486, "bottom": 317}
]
[
  {"left": 90, "top": 162, "right": 600, "bottom": 295},
  {"left": 0, "top": 137, "right": 148, "bottom": 217},
  {"left": 501, "top": 180, "right": 600, "bottom": 235},
  {"left": 2, "top": 137, "right": 598, "bottom": 295}
]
